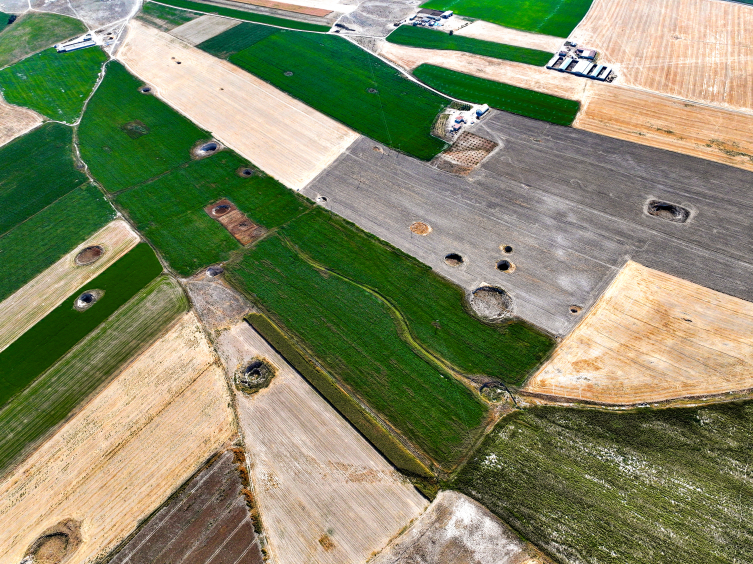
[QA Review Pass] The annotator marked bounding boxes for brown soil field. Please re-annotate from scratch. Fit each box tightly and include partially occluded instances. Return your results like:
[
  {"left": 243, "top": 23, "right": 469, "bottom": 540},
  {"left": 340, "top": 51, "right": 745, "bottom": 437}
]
[
  {"left": 0, "top": 313, "right": 235, "bottom": 563},
  {"left": 227, "top": 0, "right": 332, "bottom": 16},
  {"left": 0, "top": 95, "right": 43, "bottom": 149},
  {"left": 221, "top": 322, "right": 428, "bottom": 564},
  {"left": 524, "top": 261, "right": 753, "bottom": 405},
  {"left": 456, "top": 20, "right": 563, "bottom": 52},
  {"left": 0, "top": 220, "right": 140, "bottom": 353},
  {"left": 575, "top": 83, "right": 753, "bottom": 172},
  {"left": 378, "top": 41, "right": 585, "bottom": 101},
  {"left": 169, "top": 14, "right": 241, "bottom": 45},
  {"left": 571, "top": 0, "right": 753, "bottom": 111},
  {"left": 185, "top": 274, "right": 255, "bottom": 337},
  {"left": 204, "top": 199, "right": 266, "bottom": 245},
  {"left": 371, "top": 490, "right": 552, "bottom": 564},
  {"left": 109, "top": 449, "right": 262, "bottom": 564},
  {"left": 118, "top": 21, "right": 360, "bottom": 190},
  {"left": 433, "top": 131, "right": 498, "bottom": 175}
]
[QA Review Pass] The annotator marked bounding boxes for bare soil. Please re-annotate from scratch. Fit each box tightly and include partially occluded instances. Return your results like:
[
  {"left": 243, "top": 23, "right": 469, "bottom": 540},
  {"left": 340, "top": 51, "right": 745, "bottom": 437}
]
[
  {"left": 74, "top": 245, "right": 104, "bottom": 266},
  {"left": 456, "top": 20, "right": 564, "bottom": 53},
  {"left": 433, "top": 132, "right": 498, "bottom": 175},
  {"left": 0, "top": 94, "right": 43, "bottom": 149},
  {"left": 169, "top": 15, "right": 241, "bottom": 46},
  {"left": 204, "top": 199, "right": 266, "bottom": 245},
  {"left": 409, "top": 221, "right": 431, "bottom": 235},
  {"left": 469, "top": 286, "right": 512, "bottom": 321}
]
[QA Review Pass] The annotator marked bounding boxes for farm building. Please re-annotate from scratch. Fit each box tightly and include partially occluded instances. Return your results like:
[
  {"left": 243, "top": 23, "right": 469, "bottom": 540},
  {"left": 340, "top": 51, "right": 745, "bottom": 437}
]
[{"left": 55, "top": 33, "right": 96, "bottom": 52}]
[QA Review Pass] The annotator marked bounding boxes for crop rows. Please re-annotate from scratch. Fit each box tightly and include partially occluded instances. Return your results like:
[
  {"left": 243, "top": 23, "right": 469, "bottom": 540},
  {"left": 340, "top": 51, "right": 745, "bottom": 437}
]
[{"left": 0, "top": 12, "right": 86, "bottom": 68}]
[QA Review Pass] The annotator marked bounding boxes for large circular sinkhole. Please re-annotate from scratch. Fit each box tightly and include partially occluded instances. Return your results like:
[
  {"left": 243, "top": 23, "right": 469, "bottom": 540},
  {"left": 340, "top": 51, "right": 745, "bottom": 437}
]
[
  {"left": 469, "top": 286, "right": 512, "bottom": 321},
  {"left": 75, "top": 245, "right": 104, "bottom": 266},
  {"left": 496, "top": 259, "right": 515, "bottom": 272},
  {"left": 74, "top": 289, "right": 103, "bottom": 311},
  {"left": 212, "top": 204, "right": 231, "bottom": 217},
  {"left": 646, "top": 199, "right": 691, "bottom": 223},
  {"left": 236, "top": 357, "right": 276, "bottom": 394},
  {"left": 444, "top": 253, "right": 463, "bottom": 267},
  {"left": 25, "top": 519, "right": 82, "bottom": 564}
]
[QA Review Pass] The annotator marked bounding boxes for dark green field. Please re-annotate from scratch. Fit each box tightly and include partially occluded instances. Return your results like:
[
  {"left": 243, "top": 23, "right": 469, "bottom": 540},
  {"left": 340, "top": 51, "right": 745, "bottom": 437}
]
[
  {"left": 136, "top": 1, "right": 202, "bottom": 31},
  {"left": 421, "top": 0, "right": 593, "bottom": 37},
  {"left": 79, "top": 61, "right": 207, "bottom": 192},
  {"left": 0, "top": 12, "right": 11, "bottom": 32},
  {"left": 414, "top": 64, "right": 580, "bottom": 126},
  {"left": 116, "top": 153, "right": 308, "bottom": 276},
  {"left": 0, "top": 185, "right": 114, "bottom": 302},
  {"left": 387, "top": 25, "right": 552, "bottom": 66},
  {"left": 197, "top": 21, "right": 277, "bottom": 58},
  {"left": 225, "top": 28, "right": 449, "bottom": 160},
  {"left": 0, "top": 46, "right": 107, "bottom": 122},
  {"left": 0, "top": 244, "right": 162, "bottom": 408},
  {"left": 0, "top": 123, "right": 89, "bottom": 236},
  {"left": 0, "top": 276, "right": 186, "bottom": 476},
  {"left": 146, "top": 0, "right": 330, "bottom": 31},
  {"left": 453, "top": 404, "right": 753, "bottom": 563},
  {"left": 0, "top": 12, "right": 86, "bottom": 68}
]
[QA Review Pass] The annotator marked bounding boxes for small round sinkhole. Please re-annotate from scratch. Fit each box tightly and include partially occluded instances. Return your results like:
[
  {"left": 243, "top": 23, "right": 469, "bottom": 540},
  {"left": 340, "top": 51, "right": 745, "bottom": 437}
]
[
  {"left": 496, "top": 259, "right": 515, "bottom": 272},
  {"left": 201, "top": 142, "right": 218, "bottom": 152},
  {"left": 444, "top": 253, "right": 463, "bottom": 266},
  {"left": 206, "top": 266, "right": 224, "bottom": 277},
  {"left": 284, "top": 71, "right": 294, "bottom": 76},
  {"left": 569, "top": 305, "right": 582, "bottom": 315},
  {"left": 367, "top": 88, "right": 378, "bottom": 94},
  {"left": 241, "top": 168, "right": 254, "bottom": 176},
  {"left": 139, "top": 85, "right": 152, "bottom": 94},
  {"left": 213, "top": 204, "right": 231, "bottom": 216},
  {"left": 80, "top": 293, "right": 94, "bottom": 304},
  {"left": 501, "top": 245, "right": 513, "bottom": 254},
  {"left": 74, "top": 289, "right": 103, "bottom": 311},
  {"left": 646, "top": 199, "right": 690, "bottom": 223}
]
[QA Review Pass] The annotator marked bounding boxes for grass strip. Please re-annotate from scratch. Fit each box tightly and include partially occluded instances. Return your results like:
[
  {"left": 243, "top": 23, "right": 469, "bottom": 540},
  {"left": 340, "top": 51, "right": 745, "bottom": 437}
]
[
  {"left": 227, "top": 28, "right": 449, "bottom": 160},
  {"left": 246, "top": 313, "right": 432, "bottom": 477},
  {"left": 0, "top": 123, "right": 89, "bottom": 236},
  {"left": 146, "top": 0, "right": 330, "bottom": 32},
  {"left": 419, "top": 0, "right": 593, "bottom": 37},
  {"left": 453, "top": 404, "right": 753, "bottom": 564},
  {"left": 0, "top": 276, "right": 186, "bottom": 476},
  {"left": 413, "top": 63, "right": 580, "bottom": 126},
  {"left": 0, "top": 184, "right": 114, "bottom": 302},
  {"left": 0, "top": 243, "right": 163, "bottom": 408},
  {"left": 387, "top": 25, "right": 552, "bottom": 66},
  {"left": 0, "top": 12, "right": 86, "bottom": 69},
  {"left": 136, "top": 1, "right": 203, "bottom": 31},
  {"left": 79, "top": 61, "right": 208, "bottom": 192},
  {"left": 0, "top": 46, "right": 107, "bottom": 122}
]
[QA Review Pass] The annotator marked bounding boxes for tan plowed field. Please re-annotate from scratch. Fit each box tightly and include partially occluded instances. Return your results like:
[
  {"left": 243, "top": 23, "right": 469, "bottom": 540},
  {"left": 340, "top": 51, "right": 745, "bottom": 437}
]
[
  {"left": 572, "top": 0, "right": 753, "bottom": 111},
  {"left": 169, "top": 14, "right": 240, "bottom": 45},
  {"left": 378, "top": 41, "right": 585, "bottom": 101},
  {"left": 0, "top": 95, "right": 43, "bottom": 148},
  {"left": 0, "top": 312, "right": 235, "bottom": 563},
  {"left": 118, "top": 21, "right": 360, "bottom": 190},
  {"left": 456, "top": 20, "right": 564, "bottom": 53},
  {"left": 371, "top": 490, "right": 552, "bottom": 564},
  {"left": 0, "top": 219, "right": 140, "bottom": 353},
  {"left": 226, "top": 0, "right": 332, "bottom": 16},
  {"left": 575, "top": 84, "right": 753, "bottom": 172},
  {"left": 224, "top": 322, "right": 428, "bottom": 564},
  {"left": 524, "top": 261, "right": 753, "bottom": 405}
]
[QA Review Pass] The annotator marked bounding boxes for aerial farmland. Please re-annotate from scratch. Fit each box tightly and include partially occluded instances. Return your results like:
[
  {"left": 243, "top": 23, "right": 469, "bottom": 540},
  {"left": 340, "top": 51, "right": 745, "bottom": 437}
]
[{"left": 0, "top": 0, "right": 751, "bottom": 561}]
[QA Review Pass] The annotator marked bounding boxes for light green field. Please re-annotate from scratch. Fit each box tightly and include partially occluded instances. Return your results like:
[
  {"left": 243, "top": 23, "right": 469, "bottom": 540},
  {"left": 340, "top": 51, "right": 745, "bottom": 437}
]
[
  {"left": 0, "top": 46, "right": 107, "bottom": 122},
  {"left": 0, "top": 276, "right": 186, "bottom": 476},
  {"left": 0, "top": 12, "right": 86, "bottom": 69},
  {"left": 453, "top": 404, "right": 753, "bottom": 563}
]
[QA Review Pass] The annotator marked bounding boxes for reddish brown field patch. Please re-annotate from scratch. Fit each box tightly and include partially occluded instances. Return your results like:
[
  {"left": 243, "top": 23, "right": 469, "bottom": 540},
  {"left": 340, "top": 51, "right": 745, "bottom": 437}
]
[
  {"left": 227, "top": 0, "right": 332, "bottom": 16},
  {"left": 205, "top": 199, "right": 266, "bottom": 245},
  {"left": 434, "top": 132, "right": 498, "bottom": 175}
]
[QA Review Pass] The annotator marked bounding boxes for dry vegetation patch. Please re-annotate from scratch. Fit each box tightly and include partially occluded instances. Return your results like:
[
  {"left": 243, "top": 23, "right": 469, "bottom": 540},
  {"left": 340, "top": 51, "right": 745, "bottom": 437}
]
[
  {"left": 0, "top": 220, "right": 140, "bottom": 353},
  {"left": 525, "top": 261, "right": 753, "bottom": 404},
  {"left": 0, "top": 313, "right": 235, "bottom": 563},
  {"left": 221, "top": 322, "right": 428, "bottom": 564},
  {"left": 456, "top": 20, "right": 564, "bottom": 53},
  {"left": 371, "top": 490, "right": 552, "bottom": 564},
  {"left": 118, "top": 20, "right": 359, "bottom": 190}
]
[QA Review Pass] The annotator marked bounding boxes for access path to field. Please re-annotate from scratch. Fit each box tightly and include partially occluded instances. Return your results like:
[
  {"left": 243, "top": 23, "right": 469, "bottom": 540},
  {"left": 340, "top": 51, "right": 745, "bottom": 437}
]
[
  {"left": 118, "top": 21, "right": 359, "bottom": 190},
  {"left": 304, "top": 111, "right": 753, "bottom": 337},
  {"left": 0, "top": 312, "right": 235, "bottom": 563},
  {"left": 525, "top": 261, "right": 753, "bottom": 404},
  {"left": 226, "top": 321, "right": 428, "bottom": 564}
]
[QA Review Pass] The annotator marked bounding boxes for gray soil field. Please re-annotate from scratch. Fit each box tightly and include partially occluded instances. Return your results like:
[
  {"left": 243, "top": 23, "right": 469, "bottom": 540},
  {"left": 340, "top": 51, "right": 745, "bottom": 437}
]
[{"left": 304, "top": 110, "right": 753, "bottom": 336}]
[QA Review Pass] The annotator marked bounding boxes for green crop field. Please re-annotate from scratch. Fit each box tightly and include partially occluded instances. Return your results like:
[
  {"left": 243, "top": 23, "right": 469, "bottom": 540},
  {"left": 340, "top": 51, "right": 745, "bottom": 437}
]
[
  {"left": 146, "top": 0, "right": 330, "bottom": 31},
  {"left": 0, "top": 12, "right": 86, "bottom": 69},
  {"left": 420, "top": 0, "right": 593, "bottom": 37},
  {"left": 228, "top": 233, "right": 488, "bottom": 467},
  {"left": 197, "top": 21, "right": 277, "bottom": 58},
  {"left": 0, "top": 123, "right": 89, "bottom": 236},
  {"left": 79, "top": 61, "right": 208, "bottom": 192},
  {"left": 0, "top": 244, "right": 162, "bottom": 408},
  {"left": 453, "top": 404, "right": 753, "bottom": 563},
  {"left": 227, "top": 28, "right": 449, "bottom": 160},
  {"left": 0, "top": 185, "right": 114, "bottom": 302},
  {"left": 0, "top": 276, "right": 186, "bottom": 477},
  {"left": 0, "top": 12, "right": 11, "bottom": 32},
  {"left": 414, "top": 64, "right": 579, "bottom": 126},
  {"left": 387, "top": 25, "right": 552, "bottom": 66},
  {"left": 0, "top": 46, "right": 107, "bottom": 122},
  {"left": 136, "top": 1, "right": 202, "bottom": 31},
  {"left": 116, "top": 153, "right": 309, "bottom": 276}
]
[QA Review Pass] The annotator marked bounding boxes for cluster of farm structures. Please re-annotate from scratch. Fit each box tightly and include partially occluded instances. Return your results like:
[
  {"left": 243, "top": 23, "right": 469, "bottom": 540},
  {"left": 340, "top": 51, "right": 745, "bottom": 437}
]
[{"left": 0, "top": 0, "right": 752, "bottom": 562}]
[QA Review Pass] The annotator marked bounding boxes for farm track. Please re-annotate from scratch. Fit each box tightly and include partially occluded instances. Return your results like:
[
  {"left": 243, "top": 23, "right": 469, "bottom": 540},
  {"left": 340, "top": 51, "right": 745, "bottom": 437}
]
[
  {"left": 0, "top": 312, "right": 235, "bottom": 563},
  {"left": 0, "top": 219, "right": 139, "bottom": 353},
  {"left": 0, "top": 275, "right": 187, "bottom": 477}
]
